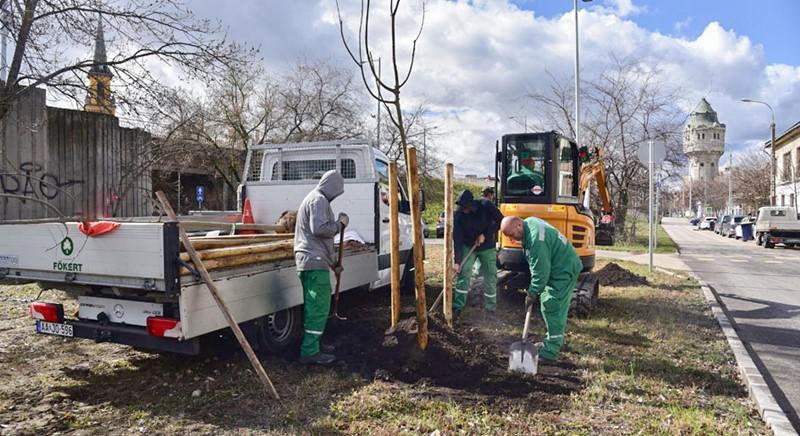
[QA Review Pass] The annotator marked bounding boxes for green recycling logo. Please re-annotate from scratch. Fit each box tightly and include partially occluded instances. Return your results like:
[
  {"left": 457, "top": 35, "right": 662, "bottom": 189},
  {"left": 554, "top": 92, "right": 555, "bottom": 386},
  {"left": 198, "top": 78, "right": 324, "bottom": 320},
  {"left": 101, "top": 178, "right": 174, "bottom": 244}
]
[{"left": 60, "top": 237, "right": 74, "bottom": 256}]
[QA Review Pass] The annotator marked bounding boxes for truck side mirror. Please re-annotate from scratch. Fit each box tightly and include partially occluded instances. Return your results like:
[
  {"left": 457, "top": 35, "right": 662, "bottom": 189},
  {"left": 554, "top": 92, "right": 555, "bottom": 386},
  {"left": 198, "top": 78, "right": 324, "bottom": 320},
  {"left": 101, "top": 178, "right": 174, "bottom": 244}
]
[{"left": 419, "top": 189, "right": 427, "bottom": 212}]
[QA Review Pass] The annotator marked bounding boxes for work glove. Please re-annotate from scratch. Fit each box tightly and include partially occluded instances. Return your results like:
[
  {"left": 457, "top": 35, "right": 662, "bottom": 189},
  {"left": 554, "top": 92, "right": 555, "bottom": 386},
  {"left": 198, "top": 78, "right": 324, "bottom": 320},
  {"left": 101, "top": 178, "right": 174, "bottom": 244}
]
[
  {"left": 525, "top": 294, "right": 536, "bottom": 310},
  {"left": 337, "top": 212, "right": 349, "bottom": 228}
]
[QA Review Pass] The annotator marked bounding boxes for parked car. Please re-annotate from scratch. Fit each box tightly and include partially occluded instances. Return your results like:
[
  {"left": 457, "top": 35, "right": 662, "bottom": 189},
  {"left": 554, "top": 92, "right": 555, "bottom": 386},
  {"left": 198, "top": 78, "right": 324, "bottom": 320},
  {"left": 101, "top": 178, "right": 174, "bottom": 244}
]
[
  {"left": 436, "top": 211, "right": 445, "bottom": 238},
  {"left": 755, "top": 206, "right": 800, "bottom": 248},
  {"left": 715, "top": 214, "right": 731, "bottom": 234},
  {"left": 724, "top": 216, "right": 745, "bottom": 238},
  {"left": 699, "top": 216, "right": 716, "bottom": 230}
]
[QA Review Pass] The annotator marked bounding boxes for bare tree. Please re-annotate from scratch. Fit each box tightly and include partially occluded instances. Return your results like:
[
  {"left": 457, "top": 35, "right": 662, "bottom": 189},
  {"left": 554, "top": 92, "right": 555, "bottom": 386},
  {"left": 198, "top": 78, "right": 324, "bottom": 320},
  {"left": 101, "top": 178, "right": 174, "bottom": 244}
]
[
  {"left": 735, "top": 150, "right": 775, "bottom": 211},
  {"left": 528, "top": 57, "right": 686, "bottom": 241},
  {"left": 0, "top": 0, "right": 248, "bottom": 119},
  {"left": 377, "top": 103, "right": 441, "bottom": 177}
]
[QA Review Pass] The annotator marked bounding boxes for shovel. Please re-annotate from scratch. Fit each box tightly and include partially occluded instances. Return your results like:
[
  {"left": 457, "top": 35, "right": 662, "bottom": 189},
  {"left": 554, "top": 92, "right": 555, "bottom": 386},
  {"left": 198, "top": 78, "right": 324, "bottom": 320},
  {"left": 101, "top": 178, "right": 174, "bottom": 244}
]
[
  {"left": 508, "top": 300, "right": 538, "bottom": 375},
  {"left": 331, "top": 222, "right": 347, "bottom": 320}
]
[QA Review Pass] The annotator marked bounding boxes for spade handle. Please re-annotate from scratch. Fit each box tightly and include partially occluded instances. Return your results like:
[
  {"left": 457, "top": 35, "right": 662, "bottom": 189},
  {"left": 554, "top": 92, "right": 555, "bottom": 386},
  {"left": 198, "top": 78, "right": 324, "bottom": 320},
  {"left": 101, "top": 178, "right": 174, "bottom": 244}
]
[{"left": 521, "top": 303, "right": 534, "bottom": 341}]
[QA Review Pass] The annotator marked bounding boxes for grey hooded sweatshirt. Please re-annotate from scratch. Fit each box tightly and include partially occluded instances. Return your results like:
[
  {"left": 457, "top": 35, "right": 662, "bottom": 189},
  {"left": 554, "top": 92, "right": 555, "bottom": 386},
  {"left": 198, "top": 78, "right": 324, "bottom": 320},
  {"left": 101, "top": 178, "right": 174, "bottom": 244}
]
[{"left": 293, "top": 170, "right": 345, "bottom": 271}]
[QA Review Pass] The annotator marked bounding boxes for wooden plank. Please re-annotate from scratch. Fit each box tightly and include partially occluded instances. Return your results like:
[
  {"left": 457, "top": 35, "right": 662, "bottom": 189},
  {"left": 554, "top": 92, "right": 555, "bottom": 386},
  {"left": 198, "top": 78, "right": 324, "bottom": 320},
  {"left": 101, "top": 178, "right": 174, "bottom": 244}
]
[
  {"left": 389, "top": 161, "right": 401, "bottom": 328},
  {"left": 179, "top": 239, "right": 293, "bottom": 262},
  {"left": 156, "top": 191, "right": 280, "bottom": 400},
  {"left": 443, "top": 163, "right": 454, "bottom": 327}
]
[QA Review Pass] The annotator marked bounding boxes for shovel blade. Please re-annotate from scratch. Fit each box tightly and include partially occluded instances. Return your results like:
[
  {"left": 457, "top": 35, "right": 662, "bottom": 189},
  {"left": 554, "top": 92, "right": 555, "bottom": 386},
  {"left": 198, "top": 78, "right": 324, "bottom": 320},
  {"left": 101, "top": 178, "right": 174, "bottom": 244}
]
[{"left": 508, "top": 340, "right": 538, "bottom": 375}]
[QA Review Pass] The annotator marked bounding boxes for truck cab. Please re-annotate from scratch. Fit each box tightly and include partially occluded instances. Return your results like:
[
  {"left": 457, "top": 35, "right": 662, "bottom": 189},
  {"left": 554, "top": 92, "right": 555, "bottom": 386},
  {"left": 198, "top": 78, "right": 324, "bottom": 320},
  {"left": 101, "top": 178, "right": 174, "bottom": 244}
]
[{"left": 241, "top": 140, "right": 416, "bottom": 288}]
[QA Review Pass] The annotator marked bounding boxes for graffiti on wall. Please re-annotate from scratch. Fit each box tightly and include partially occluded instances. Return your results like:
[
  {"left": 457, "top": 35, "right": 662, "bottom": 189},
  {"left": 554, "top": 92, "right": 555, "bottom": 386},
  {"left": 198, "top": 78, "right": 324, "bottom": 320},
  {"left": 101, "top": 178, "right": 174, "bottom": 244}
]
[{"left": 0, "top": 162, "right": 85, "bottom": 202}]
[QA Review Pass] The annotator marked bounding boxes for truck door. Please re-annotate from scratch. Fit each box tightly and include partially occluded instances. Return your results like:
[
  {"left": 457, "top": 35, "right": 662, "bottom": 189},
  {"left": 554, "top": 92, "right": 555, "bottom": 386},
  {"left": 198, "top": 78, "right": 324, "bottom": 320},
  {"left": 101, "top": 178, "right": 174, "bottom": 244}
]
[{"left": 375, "top": 159, "right": 413, "bottom": 287}]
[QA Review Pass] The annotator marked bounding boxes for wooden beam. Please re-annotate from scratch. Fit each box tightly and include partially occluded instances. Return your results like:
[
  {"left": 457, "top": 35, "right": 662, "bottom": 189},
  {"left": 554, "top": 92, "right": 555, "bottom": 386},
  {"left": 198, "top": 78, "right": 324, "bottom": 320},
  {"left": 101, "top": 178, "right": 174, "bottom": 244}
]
[
  {"left": 155, "top": 191, "right": 280, "bottom": 400},
  {"left": 405, "top": 147, "right": 428, "bottom": 350},
  {"left": 180, "top": 249, "right": 293, "bottom": 275},
  {"left": 443, "top": 163, "right": 454, "bottom": 327},
  {"left": 186, "top": 234, "right": 293, "bottom": 251},
  {"left": 179, "top": 240, "right": 293, "bottom": 262},
  {"left": 389, "top": 161, "right": 401, "bottom": 328}
]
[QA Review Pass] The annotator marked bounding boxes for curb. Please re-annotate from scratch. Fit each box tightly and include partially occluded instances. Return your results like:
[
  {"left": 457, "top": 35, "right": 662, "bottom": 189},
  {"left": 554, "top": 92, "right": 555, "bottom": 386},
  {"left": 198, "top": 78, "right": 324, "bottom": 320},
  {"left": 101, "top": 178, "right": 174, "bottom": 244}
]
[{"left": 692, "top": 273, "right": 797, "bottom": 436}]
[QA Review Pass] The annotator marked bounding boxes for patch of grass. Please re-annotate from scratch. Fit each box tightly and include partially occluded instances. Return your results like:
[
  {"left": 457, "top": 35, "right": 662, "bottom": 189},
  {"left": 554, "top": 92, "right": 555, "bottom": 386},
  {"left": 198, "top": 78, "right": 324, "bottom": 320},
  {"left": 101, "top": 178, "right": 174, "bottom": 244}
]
[{"left": 603, "top": 217, "right": 678, "bottom": 254}]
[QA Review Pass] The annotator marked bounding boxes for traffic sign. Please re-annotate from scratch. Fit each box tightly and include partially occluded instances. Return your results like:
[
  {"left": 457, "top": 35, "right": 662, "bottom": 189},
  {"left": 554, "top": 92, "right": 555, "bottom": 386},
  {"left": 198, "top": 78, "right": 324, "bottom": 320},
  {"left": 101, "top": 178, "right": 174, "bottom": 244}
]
[{"left": 637, "top": 141, "right": 666, "bottom": 165}]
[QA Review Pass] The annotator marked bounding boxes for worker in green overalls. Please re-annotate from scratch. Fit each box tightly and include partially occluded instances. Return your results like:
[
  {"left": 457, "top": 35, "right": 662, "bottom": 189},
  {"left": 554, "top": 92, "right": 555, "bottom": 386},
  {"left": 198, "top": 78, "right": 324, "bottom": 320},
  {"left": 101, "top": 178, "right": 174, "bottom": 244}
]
[
  {"left": 500, "top": 216, "right": 582, "bottom": 361},
  {"left": 452, "top": 189, "right": 504, "bottom": 314},
  {"left": 294, "top": 170, "right": 348, "bottom": 365}
]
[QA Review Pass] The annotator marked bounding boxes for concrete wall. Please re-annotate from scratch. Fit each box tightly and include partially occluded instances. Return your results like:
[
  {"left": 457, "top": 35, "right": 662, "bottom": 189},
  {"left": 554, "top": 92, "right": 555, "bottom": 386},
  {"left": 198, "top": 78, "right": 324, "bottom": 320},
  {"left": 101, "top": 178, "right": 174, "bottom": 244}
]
[{"left": 0, "top": 88, "right": 152, "bottom": 220}]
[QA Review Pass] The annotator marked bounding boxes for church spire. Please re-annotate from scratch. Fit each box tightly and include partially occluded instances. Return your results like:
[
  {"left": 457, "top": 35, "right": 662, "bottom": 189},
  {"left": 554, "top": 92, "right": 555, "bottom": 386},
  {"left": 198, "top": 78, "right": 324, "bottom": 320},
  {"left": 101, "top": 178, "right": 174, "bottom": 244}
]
[{"left": 84, "top": 13, "right": 115, "bottom": 116}]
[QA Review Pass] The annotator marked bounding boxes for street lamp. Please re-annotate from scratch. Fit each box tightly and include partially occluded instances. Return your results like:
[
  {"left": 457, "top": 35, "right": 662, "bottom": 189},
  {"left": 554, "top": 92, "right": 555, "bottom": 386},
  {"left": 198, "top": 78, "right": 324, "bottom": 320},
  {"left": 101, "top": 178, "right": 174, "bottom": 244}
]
[
  {"left": 509, "top": 115, "right": 527, "bottom": 133},
  {"left": 574, "top": 0, "right": 592, "bottom": 146},
  {"left": 741, "top": 98, "right": 776, "bottom": 206}
]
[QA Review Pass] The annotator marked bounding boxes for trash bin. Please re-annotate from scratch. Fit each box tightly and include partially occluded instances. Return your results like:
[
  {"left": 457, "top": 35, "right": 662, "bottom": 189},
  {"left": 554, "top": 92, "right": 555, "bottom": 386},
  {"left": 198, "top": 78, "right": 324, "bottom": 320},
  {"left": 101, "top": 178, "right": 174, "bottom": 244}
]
[{"left": 740, "top": 221, "right": 754, "bottom": 241}]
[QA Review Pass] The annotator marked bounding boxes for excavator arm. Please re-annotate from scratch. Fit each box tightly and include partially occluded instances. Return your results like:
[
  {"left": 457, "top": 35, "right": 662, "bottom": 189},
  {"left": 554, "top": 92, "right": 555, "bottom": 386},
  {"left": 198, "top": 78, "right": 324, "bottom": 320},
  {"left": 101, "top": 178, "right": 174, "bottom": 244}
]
[{"left": 579, "top": 148, "right": 615, "bottom": 245}]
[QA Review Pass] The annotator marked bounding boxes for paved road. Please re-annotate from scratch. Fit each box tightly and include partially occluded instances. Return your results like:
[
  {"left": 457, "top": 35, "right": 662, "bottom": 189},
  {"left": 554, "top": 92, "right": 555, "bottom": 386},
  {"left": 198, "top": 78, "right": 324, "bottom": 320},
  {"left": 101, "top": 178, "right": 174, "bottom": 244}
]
[{"left": 662, "top": 217, "right": 800, "bottom": 430}]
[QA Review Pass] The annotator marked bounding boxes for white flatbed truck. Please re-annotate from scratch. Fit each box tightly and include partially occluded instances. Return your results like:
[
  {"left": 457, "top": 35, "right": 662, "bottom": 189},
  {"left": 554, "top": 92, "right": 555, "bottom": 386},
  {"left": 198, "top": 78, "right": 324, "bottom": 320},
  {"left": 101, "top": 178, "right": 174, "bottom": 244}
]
[{"left": 1, "top": 140, "right": 419, "bottom": 354}]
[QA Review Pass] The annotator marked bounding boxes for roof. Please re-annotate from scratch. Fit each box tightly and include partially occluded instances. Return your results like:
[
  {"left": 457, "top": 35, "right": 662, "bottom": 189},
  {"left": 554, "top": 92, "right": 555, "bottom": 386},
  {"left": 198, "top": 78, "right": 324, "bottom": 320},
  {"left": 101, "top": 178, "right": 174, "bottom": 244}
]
[
  {"left": 764, "top": 121, "right": 800, "bottom": 150},
  {"left": 686, "top": 98, "right": 725, "bottom": 129},
  {"left": 89, "top": 14, "right": 112, "bottom": 76}
]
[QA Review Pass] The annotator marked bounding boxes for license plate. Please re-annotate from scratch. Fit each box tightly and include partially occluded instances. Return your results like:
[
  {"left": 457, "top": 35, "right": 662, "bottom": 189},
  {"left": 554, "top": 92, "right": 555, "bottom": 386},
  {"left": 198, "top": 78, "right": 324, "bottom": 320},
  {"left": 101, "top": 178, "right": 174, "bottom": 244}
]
[{"left": 36, "top": 321, "right": 74, "bottom": 337}]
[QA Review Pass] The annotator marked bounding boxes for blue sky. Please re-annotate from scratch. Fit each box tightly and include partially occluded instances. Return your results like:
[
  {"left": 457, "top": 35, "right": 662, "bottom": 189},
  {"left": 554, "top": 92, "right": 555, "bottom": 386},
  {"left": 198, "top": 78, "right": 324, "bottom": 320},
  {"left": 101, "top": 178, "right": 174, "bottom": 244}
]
[{"left": 515, "top": 0, "right": 800, "bottom": 65}]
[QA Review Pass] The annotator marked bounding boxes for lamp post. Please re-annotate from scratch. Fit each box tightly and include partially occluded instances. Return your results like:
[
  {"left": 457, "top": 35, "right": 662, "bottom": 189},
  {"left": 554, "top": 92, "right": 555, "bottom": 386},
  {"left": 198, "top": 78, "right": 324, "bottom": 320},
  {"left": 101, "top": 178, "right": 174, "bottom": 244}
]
[
  {"left": 741, "top": 98, "right": 776, "bottom": 206},
  {"left": 509, "top": 115, "right": 527, "bottom": 133},
  {"left": 574, "top": 0, "right": 592, "bottom": 145}
]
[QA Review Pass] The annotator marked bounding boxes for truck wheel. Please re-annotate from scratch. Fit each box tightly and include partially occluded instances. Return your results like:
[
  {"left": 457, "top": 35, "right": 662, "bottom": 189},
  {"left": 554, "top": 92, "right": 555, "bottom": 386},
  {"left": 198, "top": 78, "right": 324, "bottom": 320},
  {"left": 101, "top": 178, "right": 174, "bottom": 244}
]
[
  {"left": 570, "top": 286, "right": 593, "bottom": 318},
  {"left": 764, "top": 234, "right": 775, "bottom": 249},
  {"left": 258, "top": 306, "right": 303, "bottom": 354}
]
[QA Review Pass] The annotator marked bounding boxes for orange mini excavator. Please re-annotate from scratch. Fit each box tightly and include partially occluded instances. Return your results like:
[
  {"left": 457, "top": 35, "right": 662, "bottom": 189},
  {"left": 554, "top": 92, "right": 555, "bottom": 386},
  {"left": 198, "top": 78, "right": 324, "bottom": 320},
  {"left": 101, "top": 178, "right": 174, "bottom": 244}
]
[{"left": 493, "top": 131, "right": 615, "bottom": 316}]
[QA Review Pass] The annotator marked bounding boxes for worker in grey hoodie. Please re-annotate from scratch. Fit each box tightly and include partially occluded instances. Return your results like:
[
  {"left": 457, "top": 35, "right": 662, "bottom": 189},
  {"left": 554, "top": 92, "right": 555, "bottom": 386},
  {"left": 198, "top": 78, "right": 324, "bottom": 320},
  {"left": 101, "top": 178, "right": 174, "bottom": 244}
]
[{"left": 294, "top": 170, "right": 348, "bottom": 365}]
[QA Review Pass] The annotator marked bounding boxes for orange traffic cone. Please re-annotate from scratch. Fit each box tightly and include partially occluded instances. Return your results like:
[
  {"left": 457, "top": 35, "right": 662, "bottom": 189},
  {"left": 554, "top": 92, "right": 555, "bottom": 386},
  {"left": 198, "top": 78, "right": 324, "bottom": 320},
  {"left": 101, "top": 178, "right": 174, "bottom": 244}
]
[{"left": 240, "top": 198, "right": 257, "bottom": 235}]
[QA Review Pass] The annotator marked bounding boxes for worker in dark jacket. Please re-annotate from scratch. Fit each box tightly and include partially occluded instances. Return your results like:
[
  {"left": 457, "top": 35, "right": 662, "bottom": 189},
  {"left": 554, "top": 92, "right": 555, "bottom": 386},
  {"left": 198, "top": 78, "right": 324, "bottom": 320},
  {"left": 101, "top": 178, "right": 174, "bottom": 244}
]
[
  {"left": 294, "top": 170, "right": 349, "bottom": 365},
  {"left": 453, "top": 189, "right": 504, "bottom": 312},
  {"left": 500, "top": 216, "right": 582, "bottom": 361}
]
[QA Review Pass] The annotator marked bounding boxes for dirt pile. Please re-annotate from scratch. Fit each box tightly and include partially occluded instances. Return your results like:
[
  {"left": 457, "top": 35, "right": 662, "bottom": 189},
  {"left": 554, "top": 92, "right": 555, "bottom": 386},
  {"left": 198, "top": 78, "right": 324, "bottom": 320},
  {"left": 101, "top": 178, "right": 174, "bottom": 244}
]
[{"left": 595, "top": 262, "right": 648, "bottom": 287}]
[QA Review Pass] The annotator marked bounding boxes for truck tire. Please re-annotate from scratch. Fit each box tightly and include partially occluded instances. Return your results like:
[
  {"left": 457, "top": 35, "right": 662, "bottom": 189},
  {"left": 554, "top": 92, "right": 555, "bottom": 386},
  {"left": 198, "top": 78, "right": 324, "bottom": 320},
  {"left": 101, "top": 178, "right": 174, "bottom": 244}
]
[
  {"left": 764, "top": 233, "right": 775, "bottom": 249},
  {"left": 569, "top": 274, "right": 598, "bottom": 318},
  {"left": 257, "top": 306, "right": 304, "bottom": 354}
]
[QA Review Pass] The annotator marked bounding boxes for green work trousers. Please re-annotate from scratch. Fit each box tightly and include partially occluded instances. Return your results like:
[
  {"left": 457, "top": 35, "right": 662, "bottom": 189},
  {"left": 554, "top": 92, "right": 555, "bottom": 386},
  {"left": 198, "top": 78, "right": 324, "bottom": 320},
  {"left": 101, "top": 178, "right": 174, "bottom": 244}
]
[
  {"left": 298, "top": 270, "right": 331, "bottom": 358},
  {"left": 454, "top": 246, "right": 497, "bottom": 312},
  {"left": 537, "top": 273, "right": 578, "bottom": 360}
]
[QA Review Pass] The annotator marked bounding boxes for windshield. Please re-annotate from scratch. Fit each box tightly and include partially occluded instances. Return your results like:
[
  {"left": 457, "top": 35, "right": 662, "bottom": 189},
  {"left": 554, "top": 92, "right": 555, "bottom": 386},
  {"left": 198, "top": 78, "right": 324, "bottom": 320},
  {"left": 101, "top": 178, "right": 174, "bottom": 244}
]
[{"left": 504, "top": 137, "right": 547, "bottom": 197}]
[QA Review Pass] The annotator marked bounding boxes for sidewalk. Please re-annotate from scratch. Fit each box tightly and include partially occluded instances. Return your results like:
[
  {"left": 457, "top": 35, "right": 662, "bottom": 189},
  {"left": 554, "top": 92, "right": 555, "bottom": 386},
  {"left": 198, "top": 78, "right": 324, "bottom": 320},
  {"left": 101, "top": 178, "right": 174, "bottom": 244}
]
[{"left": 596, "top": 249, "right": 690, "bottom": 271}]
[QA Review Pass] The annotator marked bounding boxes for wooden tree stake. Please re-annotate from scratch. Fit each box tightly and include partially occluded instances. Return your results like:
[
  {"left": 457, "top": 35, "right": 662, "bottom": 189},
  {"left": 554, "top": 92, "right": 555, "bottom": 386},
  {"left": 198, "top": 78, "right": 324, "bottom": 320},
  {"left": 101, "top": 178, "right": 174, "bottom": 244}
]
[
  {"left": 443, "top": 163, "right": 454, "bottom": 327},
  {"left": 389, "top": 161, "right": 401, "bottom": 328},
  {"left": 405, "top": 147, "right": 428, "bottom": 350},
  {"left": 155, "top": 191, "right": 280, "bottom": 400}
]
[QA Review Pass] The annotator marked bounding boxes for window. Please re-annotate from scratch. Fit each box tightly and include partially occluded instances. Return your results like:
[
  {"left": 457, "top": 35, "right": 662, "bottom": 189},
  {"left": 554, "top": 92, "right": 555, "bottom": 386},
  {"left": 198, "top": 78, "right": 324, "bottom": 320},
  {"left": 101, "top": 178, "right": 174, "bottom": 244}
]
[
  {"left": 792, "top": 194, "right": 796, "bottom": 207},
  {"left": 505, "top": 137, "right": 547, "bottom": 197},
  {"left": 770, "top": 209, "right": 787, "bottom": 217},
  {"left": 783, "top": 154, "right": 791, "bottom": 182},
  {"left": 557, "top": 138, "right": 578, "bottom": 201},
  {"left": 375, "top": 159, "right": 407, "bottom": 208},
  {"left": 700, "top": 163, "right": 705, "bottom": 167},
  {"left": 781, "top": 195, "right": 785, "bottom": 206},
  {"left": 272, "top": 159, "right": 356, "bottom": 181},
  {"left": 711, "top": 162, "right": 715, "bottom": 167}
]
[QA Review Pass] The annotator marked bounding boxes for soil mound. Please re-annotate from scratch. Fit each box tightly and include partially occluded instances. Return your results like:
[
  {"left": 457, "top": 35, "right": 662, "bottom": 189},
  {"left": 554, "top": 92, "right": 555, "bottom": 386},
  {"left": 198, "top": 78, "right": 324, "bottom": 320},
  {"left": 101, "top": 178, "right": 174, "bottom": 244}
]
[
  {"left": 596, "top": 262, "right": 648, "bottom": 287},
  {"left": 325, "top": 288, "right": 582, "bottom": 406}
]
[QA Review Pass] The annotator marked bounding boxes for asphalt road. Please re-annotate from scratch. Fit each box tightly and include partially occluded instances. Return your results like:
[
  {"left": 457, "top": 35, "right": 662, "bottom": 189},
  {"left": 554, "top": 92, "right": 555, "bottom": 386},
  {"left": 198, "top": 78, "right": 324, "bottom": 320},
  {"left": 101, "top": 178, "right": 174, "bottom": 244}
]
[{"left": 662, "top": 217, "right": 800, "bottom": 430}]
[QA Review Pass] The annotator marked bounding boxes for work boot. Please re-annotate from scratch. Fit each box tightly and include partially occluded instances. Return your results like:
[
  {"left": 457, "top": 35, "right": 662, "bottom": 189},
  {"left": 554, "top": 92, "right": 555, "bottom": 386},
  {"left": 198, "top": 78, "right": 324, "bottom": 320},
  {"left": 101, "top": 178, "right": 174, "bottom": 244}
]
[{"left": 299, "top": 352, "right": 336, "bottom": 365}]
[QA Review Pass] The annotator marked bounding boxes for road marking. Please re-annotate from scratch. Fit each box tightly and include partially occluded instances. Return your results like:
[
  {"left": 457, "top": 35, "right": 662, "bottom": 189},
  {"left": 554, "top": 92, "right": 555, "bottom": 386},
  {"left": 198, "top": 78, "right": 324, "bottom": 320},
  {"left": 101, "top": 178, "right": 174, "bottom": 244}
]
[
  {"left": 729, "top": 259, "right": 747, "bottom": 263},
  {"left": 694, "top": 257, "right": 714, "bottom": 261},
  {"left": 763, "top": 260, "right": 782, "bottom": 264}
]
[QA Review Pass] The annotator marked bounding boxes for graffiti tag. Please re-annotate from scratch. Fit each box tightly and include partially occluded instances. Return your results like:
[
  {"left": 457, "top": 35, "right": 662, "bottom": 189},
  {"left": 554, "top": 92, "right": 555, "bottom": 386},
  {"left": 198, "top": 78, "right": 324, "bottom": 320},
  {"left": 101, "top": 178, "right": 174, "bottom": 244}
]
[{"left": 0, "top": 162, "right": 85, "bottom": 202}]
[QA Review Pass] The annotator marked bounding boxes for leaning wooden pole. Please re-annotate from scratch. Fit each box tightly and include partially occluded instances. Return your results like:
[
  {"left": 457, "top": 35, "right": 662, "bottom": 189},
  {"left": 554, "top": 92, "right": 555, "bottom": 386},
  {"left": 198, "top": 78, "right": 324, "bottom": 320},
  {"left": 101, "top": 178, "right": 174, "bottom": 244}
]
[
  {"left": 155, "top": 191, "right": 280, "bottom": 400},
  {"left": 389, "top": 161, "right": 402, "bottom": 328},
  {"left": 405, "top": 147, "right": 428, "bottom": 350},
  {"left": 443, "top": 163, "right": 454, "bottom": 327}
]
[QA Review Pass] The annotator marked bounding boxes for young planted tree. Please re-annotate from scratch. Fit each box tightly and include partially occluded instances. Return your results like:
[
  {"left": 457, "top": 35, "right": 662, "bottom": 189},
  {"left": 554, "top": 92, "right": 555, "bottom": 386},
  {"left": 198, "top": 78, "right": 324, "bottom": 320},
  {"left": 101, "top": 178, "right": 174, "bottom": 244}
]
[{"left": 336, "top": 0, "right": 430, "bottom": 349}]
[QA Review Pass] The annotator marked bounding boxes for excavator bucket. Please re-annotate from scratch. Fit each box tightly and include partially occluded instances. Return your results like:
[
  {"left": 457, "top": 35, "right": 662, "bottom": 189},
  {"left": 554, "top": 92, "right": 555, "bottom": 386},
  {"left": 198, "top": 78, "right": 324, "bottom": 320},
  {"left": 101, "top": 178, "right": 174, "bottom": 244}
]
[{"left": 595, "top": 222, "right": 615, "bottom": 246}]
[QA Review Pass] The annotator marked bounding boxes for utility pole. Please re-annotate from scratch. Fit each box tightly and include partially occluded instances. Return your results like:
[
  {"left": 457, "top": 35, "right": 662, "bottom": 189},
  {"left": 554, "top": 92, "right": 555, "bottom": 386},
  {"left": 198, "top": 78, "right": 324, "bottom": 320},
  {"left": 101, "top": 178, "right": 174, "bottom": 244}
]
[
  {"left": 375, "top": 57, "right": 382, "bottom": 148},
  {"left": 648, "top": 139, "right": 653, "bottom": 273},
  {"left": 727, "top": 153, "right": 733, "bottom": 212}
]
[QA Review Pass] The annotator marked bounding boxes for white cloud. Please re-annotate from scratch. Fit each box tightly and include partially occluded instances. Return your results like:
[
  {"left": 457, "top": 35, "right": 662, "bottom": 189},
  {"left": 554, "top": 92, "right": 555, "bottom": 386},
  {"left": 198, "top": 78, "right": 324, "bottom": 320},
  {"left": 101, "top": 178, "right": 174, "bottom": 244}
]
[
  {"left": 673, "top": 16, "right": 692, "bottom": 33},
  {"left": 186, "top": 0, "right": 800, "bottom": 176}
]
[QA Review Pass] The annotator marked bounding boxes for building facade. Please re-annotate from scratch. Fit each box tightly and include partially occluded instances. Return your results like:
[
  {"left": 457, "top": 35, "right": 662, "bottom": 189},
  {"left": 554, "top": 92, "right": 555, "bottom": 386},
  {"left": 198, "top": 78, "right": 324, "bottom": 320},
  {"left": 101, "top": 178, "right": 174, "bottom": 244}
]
[
  {"left": 683, "top": 98, "right": 726, "bottom": 183},
  {"left": 771, "top": 121, "right": 800, "bottom": 208}
]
